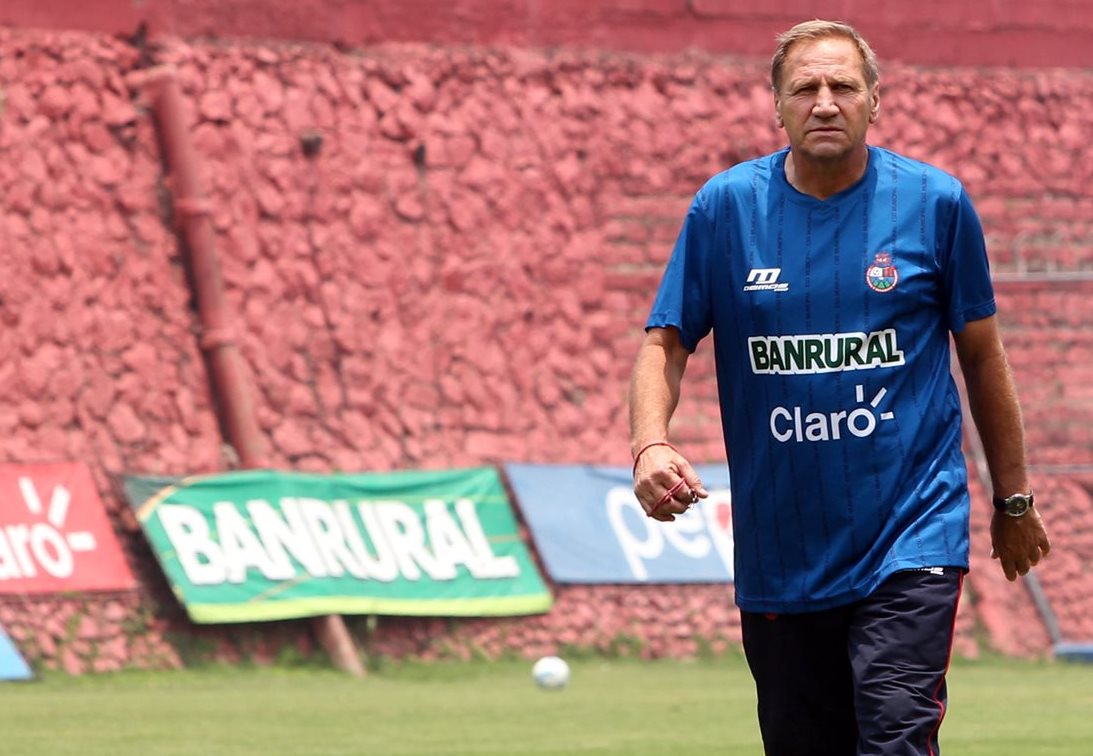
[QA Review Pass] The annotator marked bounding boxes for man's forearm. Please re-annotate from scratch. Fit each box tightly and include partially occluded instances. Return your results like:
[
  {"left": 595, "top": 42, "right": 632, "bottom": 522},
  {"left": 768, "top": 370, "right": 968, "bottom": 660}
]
[
  {"left": 957, "top": 321, "right": 1030, "bottom": 497},
  {"left": 964, "top": 353, "right": 1029, "bottom": 496},
  {"left": 629, "top": 329, "right": 688, "bottom": 456}
]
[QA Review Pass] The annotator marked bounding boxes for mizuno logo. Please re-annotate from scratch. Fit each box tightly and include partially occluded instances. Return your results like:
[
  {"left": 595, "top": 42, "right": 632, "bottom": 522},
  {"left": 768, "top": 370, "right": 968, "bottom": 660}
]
[{"left": 743, "top": 268, "right": 789, "bottom": 292}]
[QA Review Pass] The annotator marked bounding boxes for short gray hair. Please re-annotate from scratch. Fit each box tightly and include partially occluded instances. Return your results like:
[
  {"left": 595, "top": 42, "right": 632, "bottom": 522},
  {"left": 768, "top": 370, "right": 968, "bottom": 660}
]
[{"left": 771, "top": 20, "right": 879, "bottom": 91}]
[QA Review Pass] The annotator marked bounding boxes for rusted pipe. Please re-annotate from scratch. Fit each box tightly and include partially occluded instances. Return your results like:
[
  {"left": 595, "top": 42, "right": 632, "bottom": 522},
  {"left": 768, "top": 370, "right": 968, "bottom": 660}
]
[
  {"left": 129, "top": 65, "right": 364, "bottom": 677},
  {"left": 129, "top": 66, "right": 266, "bottom": 468}
]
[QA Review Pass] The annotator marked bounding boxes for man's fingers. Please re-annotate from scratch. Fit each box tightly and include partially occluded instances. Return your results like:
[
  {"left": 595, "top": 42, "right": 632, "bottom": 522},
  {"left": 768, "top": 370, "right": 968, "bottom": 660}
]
[
  {"left": 647, "top": 479, "right": 688, "bottom": 519},
  {"left": 643, "top": 478, "right": 705, "bottom": 521},
  {"left": 1002, "top": 559, "right": 1018, "bottom": 582},
  {"left": 675, "top": 459, "right": 709, "bottom": 498},
  {"left": 1040, "top": 537, "right": 1052, "bottom": 556}
]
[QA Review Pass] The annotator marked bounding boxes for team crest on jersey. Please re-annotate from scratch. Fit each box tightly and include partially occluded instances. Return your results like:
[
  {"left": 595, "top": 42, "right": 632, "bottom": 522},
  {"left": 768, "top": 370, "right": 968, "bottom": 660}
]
[{"left": 866, "top": 252, "right": 899, "bottom": 293}]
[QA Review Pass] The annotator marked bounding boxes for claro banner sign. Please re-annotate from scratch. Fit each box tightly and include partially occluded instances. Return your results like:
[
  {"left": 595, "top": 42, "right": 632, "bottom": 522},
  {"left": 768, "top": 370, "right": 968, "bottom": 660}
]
[
  {"left": 122, "top": 467, "right": 552, "bottom": 623},
  {"left": 0, "top": 462, "right": 135, "bottom": 593},
  {"left": 504, "top": 463, "right": 734, "bottom": 584}
]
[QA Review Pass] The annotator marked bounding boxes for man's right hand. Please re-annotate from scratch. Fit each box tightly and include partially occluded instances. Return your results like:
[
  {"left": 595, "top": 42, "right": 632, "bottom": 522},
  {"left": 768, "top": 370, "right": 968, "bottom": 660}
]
[{"left": 632, "top": 443, "right": 709, "bottom": 521}]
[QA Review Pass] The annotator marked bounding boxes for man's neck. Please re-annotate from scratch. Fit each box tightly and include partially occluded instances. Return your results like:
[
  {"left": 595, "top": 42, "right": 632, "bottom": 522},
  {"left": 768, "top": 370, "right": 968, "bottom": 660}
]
[{"left": 784, "top": 147, "right": 870, "bottom": 200}]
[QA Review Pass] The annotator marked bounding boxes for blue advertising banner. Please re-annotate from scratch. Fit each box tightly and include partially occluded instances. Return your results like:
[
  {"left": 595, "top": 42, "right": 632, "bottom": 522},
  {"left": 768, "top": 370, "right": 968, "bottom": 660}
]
[
  {"left": 503, "top": 463, "right": 733, "bottom": 584},
  {"left": 0, "top": 624, "right": 32, "bottom": 681}
]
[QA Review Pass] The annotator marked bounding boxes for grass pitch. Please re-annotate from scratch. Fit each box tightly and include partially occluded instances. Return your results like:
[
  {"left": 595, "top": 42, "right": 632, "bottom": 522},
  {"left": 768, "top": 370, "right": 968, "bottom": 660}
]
[{"left": 0, "top": 654, "right": 1090, "bottom": 755}]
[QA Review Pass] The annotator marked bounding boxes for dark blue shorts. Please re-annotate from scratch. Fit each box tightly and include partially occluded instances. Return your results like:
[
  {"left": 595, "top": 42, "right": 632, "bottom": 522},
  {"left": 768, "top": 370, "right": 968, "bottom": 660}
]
[{"left": 740, "top": 568, "right": 964, "bottom": 756}]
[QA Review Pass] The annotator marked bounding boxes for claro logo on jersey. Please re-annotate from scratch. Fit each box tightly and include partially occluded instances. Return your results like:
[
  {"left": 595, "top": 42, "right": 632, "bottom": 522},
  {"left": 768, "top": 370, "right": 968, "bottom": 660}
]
[
  {"left": 749, "top": 328, "right": 904, "bottom": 375},
  {"left": 743, "top": 268, "right": 789, "bottom": 292},
  {"left": 771, "top": 384, "right": 895, "bottom": 443}
]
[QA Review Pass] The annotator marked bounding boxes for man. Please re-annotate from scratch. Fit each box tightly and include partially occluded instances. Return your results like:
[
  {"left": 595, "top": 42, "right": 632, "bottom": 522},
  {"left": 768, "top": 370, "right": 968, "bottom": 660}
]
[{"left": 629, "top": 20, "right": 1052, "bottom": 756}]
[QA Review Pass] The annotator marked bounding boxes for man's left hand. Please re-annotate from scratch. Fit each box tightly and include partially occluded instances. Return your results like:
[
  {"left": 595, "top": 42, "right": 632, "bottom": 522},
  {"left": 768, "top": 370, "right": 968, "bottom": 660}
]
[{"left": 990, "top": 507, "right": 1052, "bottom": 582}]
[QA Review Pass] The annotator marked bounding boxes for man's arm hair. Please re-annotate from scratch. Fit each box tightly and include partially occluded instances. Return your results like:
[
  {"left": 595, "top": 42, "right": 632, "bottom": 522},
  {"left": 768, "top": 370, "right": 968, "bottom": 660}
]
[
  {"left": 629, "top": 326, "right": 690, "bottom": 456},
  {"left": 953, "top": 315, "right": 1029, "bottom": 497}
]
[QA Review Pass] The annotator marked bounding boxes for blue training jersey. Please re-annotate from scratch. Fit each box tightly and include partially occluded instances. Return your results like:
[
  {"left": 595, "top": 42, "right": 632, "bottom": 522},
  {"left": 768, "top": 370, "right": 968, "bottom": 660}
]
[{"left": 647, "top": 146, "right": 995, "bottom": 613}]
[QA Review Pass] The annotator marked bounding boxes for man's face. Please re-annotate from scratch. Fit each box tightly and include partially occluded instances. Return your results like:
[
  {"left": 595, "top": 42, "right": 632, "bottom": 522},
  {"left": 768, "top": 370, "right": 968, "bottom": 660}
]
[{"left": 774, "top": 36, "right": 879, "bottom": 163}]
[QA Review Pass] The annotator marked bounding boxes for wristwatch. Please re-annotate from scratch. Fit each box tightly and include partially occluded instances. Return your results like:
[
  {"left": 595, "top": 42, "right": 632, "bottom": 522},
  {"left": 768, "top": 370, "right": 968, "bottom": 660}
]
[{"left": 993, "top": 491, "right": 1034, "bottom": 517}]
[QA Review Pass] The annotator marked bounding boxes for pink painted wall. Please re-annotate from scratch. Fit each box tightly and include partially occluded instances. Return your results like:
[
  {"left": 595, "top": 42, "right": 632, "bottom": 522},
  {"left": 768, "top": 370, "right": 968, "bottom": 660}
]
[
  {"left": 5, "top": 0, "right": 1093, "bottom": 68},
  {"left": 1, "top": 17, "right": 1091, "bottom": 671}
]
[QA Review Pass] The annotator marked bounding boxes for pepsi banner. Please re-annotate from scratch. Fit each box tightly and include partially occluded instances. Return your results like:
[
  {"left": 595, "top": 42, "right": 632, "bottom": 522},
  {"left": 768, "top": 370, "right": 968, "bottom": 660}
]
[{"left": 503, "top": 463, "right": 734, "bottom": 583}]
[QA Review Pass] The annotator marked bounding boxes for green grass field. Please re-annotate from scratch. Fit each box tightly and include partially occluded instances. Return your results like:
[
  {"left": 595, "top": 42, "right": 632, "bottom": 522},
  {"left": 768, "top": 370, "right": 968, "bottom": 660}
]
[{"left": 0, "top": 655, "right": 1090, "bottom": 755}]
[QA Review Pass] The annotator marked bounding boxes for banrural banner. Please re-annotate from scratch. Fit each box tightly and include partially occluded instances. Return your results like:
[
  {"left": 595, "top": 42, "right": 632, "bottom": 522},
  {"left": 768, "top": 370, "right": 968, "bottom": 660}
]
[
  {"left": 0, "top": 462, "right": 135, "bottom": 593},
  {"left": 504, "top": 463, "right": 734, "bottom": 584},
  {"left": 123, "top": 467, "right": 552, "bottom": 623}
]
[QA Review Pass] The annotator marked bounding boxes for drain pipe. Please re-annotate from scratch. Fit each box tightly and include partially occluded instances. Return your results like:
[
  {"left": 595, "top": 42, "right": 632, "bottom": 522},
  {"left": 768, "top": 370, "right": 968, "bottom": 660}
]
[{"left": 129, "top": 65, "right": 364, "bottom": 677}]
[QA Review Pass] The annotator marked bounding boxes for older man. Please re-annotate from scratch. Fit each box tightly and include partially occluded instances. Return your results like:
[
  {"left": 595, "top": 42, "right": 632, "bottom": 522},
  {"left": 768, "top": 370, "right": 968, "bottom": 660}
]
[{"left": 629, "top": 19, "right": 1051, "bottom": 756}]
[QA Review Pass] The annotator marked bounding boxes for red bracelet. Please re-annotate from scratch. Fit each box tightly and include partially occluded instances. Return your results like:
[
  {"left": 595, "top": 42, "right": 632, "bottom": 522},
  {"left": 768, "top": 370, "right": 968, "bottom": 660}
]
[
  {"left": 632, "top": 441, "right": 681, "bottom": 477},
  {"left": 649, "top": 479, "right": 689, "bottom": 518}
]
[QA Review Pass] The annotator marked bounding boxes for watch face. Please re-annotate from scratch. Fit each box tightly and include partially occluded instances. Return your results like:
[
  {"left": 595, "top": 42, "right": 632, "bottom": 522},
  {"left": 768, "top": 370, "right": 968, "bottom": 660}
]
[{"left": 1006, "top": 494, "right": 1032, "bottom": 516}]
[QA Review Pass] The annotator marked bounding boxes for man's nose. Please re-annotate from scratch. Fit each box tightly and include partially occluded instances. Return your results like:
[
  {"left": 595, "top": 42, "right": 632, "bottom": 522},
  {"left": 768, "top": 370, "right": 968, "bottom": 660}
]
[{"left": 813, "top": 86, "right": 838, "bottom": 115}]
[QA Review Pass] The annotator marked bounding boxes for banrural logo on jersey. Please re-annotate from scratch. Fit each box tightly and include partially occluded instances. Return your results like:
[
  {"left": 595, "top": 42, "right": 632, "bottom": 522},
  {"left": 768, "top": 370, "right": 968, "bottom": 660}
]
[{"left": 122, "top": 467, "right": 552, "bottom": 623}]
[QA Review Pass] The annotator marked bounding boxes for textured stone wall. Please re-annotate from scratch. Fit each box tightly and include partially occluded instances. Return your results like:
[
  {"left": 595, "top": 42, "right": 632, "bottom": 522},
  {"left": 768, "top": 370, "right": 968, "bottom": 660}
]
[
  {"left": 1, "top": 24, "right": 1091, "bottom": 671},
  {"left": 5, "top": 0, "right": 1093, "bottom": 68},
  {"left": 0, "top": 29, "right": 209, "bottom": 672}
]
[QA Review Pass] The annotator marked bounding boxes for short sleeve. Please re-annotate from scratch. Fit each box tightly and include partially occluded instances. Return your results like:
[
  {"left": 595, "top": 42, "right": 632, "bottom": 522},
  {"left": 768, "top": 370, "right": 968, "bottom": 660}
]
[
  {"left": 645, "top": 191, "right": 715, "bottom": 351},
  {"left": 938, "top": 186, "right": 996, "bottom": 332}
]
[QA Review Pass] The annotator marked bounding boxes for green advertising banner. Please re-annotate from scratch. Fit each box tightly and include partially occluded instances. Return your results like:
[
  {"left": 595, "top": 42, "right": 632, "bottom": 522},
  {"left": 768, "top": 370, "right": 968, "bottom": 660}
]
[{"left": 123, "top": 468, "right": 552, "bottom": 623}]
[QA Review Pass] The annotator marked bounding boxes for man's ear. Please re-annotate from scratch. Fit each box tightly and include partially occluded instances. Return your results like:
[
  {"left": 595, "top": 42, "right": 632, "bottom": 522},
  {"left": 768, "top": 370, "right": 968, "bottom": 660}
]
[
  {"left": 869, "top": 84, "right": 881, "bottom": 123},
  {"left": 774, "top": 93, "right": 784, "bottom": 128}
]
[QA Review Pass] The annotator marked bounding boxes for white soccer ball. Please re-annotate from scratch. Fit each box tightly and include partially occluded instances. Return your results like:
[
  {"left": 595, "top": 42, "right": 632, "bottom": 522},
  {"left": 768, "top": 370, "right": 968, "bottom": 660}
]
[{"left": 531, "top": 655, "right": 570, "bottom": 690}]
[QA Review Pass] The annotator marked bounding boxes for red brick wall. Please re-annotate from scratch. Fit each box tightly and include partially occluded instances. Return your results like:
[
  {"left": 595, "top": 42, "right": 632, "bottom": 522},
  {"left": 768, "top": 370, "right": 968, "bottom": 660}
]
[
  {"left": 2, "top": 23, "right": 1091, "bottom": 671},
  {"left": 5, "top": 0, "right": 1093, "bottom": 67}
]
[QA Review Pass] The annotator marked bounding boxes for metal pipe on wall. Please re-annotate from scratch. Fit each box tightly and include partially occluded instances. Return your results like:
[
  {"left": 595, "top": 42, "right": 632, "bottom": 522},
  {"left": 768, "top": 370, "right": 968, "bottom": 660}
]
[{"left": 128, "top": 65, "right": 364, "bottom": 677}]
